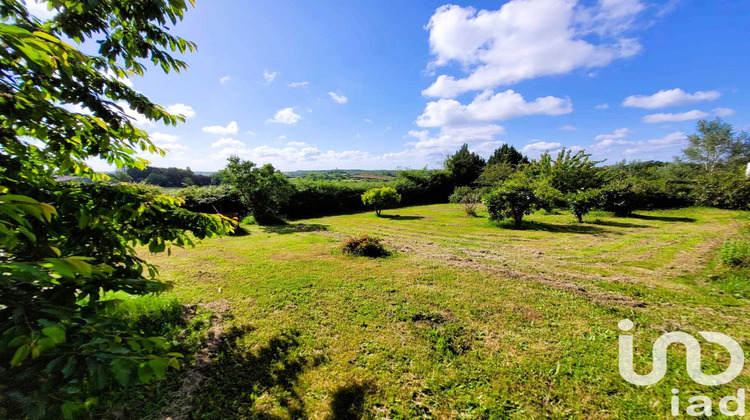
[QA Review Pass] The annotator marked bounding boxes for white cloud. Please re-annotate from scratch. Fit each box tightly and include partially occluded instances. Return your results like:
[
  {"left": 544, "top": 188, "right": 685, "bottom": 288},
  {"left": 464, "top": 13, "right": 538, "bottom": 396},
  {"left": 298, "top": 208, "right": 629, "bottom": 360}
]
[
  {"left": 423, "top": 0, "right": 645, "bottom": 98},
  {"left": 364, "top": 118, "right": 372, "bottom": 123},
  {"left": 247, "top": 131, "right": 257, "bottom": 136},
  {"left": 522, "top": 141, "right": 563, "bottom": 155},
  {"left": 407, "top": 125, "right": 506, "bottom": 154},
  {"left": 220, "top": 75, "right": 232, "bottom": 84},
  {"left": 623, "top": 88, "right": 721, "bottom": 109},
  {"left": 288, "top": 81, "right": 309, "bottom": 87},
  {"left": 211, "top": 138, "right": 245, "bottom": 148},
  {"left": 713, "top": 107, "right": 735, "bottom": 117},
  {"left": 267, "top": 108, "right": 302, "bottom": 125},
  {"left": 328, "top": 92, "right": 348, "bottom": 104},
  {"left": 594, "top": 127, "right": 631, "bottom": 141},
  {"left": 416, "top": 89, "right": 572, "bottom": 127},
  {"left": 159, "top": 143, "right": 188, "bottom": 151},
  {"left": 104, "top": 69, "right": 133, "bottom": 88},
  {"left": 202, "top": 121, "right": 239, "bottom": 135},
  {"left": 286, "top": 141, "right": 307, "bottom": 147},
  {"left": 278, "top": 135, "right": 287, "bottom": 140},
  {"left": 118, "top": 101, "right": 153, "bottom": 128},
  {"left": 210, "top": 143, "right": 377, "bottom": 170},
  {"left": 150, "top": 132, "right": 179, "bottom": 143},
  {"left": 26, "top": 0, "right": 57, "bottom": 20},
  {"left": 263, "top": 70, "right": 278, "bottom": 83},
  {"left": 560, "top": 125, "right": 578, "bottom": 131},
  {"left": 166, "top": 103, "right": 196, "bottom": 118},
  {"left": 642, "top": 110, "right": 709, "bottom": 123},
  {"left": 595, "top": 103, "right": 610, "bottom": 110},
  {"left": 623, "top": 131, "right": 687, "bottom": 155}
]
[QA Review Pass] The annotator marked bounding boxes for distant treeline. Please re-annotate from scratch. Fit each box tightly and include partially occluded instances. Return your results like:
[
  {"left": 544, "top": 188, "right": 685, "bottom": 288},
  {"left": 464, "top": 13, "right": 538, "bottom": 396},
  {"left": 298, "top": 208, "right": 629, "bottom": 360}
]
[{"left": 111, "top": 167, "right": 217, "bottom": 187}]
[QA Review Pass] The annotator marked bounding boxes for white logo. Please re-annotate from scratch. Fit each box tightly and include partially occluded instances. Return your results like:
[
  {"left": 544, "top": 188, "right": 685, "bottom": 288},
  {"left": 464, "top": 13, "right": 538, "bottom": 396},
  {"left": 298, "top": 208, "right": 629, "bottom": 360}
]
[{"left": 618, "top": 319, "right": 746, "bottom": 417}]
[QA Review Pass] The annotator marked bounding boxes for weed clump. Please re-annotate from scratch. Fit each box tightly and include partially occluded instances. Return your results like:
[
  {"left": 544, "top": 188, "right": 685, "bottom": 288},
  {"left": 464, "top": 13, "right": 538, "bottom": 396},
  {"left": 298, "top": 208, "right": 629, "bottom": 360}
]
[
  {"left": 720, "top": 239, "right": 750, "bottom": 267},
  {"left": 341, "top": 235, "right": 390, "bottom": 258}
]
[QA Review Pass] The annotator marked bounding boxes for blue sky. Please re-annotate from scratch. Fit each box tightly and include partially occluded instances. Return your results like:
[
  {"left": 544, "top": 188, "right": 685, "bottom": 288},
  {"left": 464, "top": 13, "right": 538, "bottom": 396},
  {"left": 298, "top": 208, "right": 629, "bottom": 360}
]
[{"left": 43, "top": 0, "right": 750, "bottom": 171}]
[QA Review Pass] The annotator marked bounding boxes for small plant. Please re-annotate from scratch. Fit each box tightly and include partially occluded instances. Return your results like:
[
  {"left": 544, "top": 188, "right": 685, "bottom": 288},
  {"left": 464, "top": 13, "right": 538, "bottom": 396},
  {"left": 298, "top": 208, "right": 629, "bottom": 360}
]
[
  {"left": 449, "top": 186, "right": 482, "bottom": 216},
  {"left": 341, "top": 235, "right": 390, "bottom": 258},
  {"left": 568, "top": 189, "right": 600, "bottom": 223},
  {"left": 720, "top": 239, "right": 750, "bottom": 267},
  {"left": 361, "top": 187, "right": 401, "bottom": 217},
  {"left": 484, "top": 181, "right": 536, "bottom": 227}
]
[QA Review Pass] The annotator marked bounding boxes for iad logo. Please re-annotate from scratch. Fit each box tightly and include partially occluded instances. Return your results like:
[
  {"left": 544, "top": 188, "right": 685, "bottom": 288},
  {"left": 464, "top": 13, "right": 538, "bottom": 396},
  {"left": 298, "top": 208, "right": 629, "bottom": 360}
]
[{"left": 618, "top": 319, "right": 746, "bottom": 417}]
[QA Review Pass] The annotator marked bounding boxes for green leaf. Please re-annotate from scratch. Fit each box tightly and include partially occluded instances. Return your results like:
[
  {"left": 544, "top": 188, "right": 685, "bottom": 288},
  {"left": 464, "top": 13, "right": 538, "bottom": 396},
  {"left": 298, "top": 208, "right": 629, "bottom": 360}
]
[
  {"left": 10, "top": 344, "right": 30, "bottom": 367},
  {"left": 42, "top": 326, "right": 66, "bottom": 344},
  {"left": 149, "top": 358, "right": 168, "bottom": 379},
  {"left": 137, "top": 363, "right": 153, "bottom": 383}
]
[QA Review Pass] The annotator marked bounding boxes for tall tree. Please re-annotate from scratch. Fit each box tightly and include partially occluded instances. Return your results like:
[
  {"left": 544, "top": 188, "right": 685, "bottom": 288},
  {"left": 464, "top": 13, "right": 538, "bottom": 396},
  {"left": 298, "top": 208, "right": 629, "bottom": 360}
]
[
  {"left": 487, "top": 144, "right": 529, "bottom": 167},
  {"left": 224, "top": 156, "right": 295, "bottom": 225},
  {"left": 682, "top": 118, "right": 749, "bottom": 173},
  {"left": 0, "top": 1, "right": 227, "bottom": 417},
  {"left": 444, "top": 144, "right": 486, "bottom": 187}
]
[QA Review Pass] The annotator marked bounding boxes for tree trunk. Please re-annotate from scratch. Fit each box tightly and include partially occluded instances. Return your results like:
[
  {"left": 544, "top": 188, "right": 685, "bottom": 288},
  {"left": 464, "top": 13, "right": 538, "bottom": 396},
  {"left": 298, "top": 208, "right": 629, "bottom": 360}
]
[
  {"left": 375, "top": 209, "right": 381, "bottom": 217},
  {"left": 513, "top": 213, "right": 523, "bottom": 227},
  {"left": 576, "top": 213, "right": 583, "bottom": 223}
]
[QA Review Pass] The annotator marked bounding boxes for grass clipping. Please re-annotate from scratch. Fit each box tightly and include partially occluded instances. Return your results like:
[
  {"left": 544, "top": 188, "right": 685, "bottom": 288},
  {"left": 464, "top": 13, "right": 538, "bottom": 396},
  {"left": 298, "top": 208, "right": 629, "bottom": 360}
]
[{"left": 341, "top": 235, "right": 390, "bottom": 258}]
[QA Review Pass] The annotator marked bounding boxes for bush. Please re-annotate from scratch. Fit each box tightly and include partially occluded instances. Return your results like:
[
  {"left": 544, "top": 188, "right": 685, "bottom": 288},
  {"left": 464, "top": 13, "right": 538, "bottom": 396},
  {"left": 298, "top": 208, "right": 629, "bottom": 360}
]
[
  {"left": 484, "top": 182, "right": 536, "bottom": 227},
  {"left": 532, "top": 179, "right": 564, "bottom": 212},
  {"left": 598, "top": 182, "right": 638, "bottom": 216},
  {"left": 362, "top": 187, "right": 402, "bottom": 217},
  {"left": 341, "top": 235, "right": 390, "bottom": 257},
  {"left": 393, "top": 169, "right": 454, "bottom": 206},
  {"left": 282, "top": 180, "right": 373, "bottom": 219},
  {"left": 631, "top": 179, "right": 694, "bottom": 209},
  {"left": 449, "top": 186, "right": 482, "bottom": 216},
  {"left": 223, "top": 157, "right": 295, "bottom": 225},
  {"left": 721, "top": 240, "right": 750, "bottom": 267},
  {"left": 693, "top": 171, "right": 750, "bottom": 210},
  {"left": 568, "top": 189, "right": 600, "bottom": 223},
  {"left": 175, "top": 185, "right": 244, "bottom": 215}
]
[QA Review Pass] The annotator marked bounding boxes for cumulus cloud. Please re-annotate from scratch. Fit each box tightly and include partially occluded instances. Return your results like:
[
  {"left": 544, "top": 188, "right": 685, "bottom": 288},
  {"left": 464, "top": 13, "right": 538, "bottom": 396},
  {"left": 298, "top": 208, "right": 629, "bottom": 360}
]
[
  {"left": 25, "top": 0, "right": 57, "bottom": 20},
  {"left": 623, "top": 131, "right": 687, "bottom": 155},
  {"left": 286, "top": 141, "right": 307, "bottom": 147},
  {"left": 211, "top": 138, "right": 245, "bottom": 148},
  {"left": 522, "top": 141, "right": 564, "bottom": 155},
  {"left": 288, "top": 81, "right": 309, "bottom": 87},
  {"left": 150, "top": 132, "right": 179, "bottom": 143},
  {"left": 263, "top": 70, "right": 278, "bottom": 83},
  {"left": 423, "top": 0, "right": 645, "bottom": 98},
  {"left": 104, "top": 69, "right": 133, "bottom": 88},
  {"left": 220, "top": 75, "right": 232, "bottom": 84},
  {"left": 416, "top": 89, "right": 572, "bottom": 127},
  {"left": 166, "top": 103, "right": 196, "bottom": 119},
  {"left": 202, "top": 121, "right": 239, "bottom": 135},
  {"left": 623, "top": 88, "right": 721, "bottom": 109},
  {"left": 642, "top": 110, "right": 709, "bottom": 123},
  {"left": 328, "top": 92, "right": 348, "bottom": 104},
  {"left": 713, "top": 108, "right": 735, "bottom": 117},
  {"left": 594, "top": 127, "right": 631, "bottom": 141},
  {"left": 210, "top": 142, "right": 378, "bottom": 170},
  {"left": 267, "top": 108, "right": 302, "bottom": 125}
]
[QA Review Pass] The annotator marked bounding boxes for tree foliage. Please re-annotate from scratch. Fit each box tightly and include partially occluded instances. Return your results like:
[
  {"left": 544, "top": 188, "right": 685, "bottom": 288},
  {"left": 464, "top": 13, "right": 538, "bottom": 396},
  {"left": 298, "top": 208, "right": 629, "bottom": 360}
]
[
  {"left": 0, "top": 1, "right": 229, "bottom": 417},
  {"left": 483, "top": 181, "right": 536, "bottom": 227},
  {"left": 568, "top": 189, "right": 600, "bottom": 223},
  {"left": 449, "top": 186, "right": 482, "bottom": 216},
  {"left": 487, "top": 144, "right": 529, "bottom": 167},
  {"left": 361, "top": 187, "right": 401, "bottom": 217},
  {"left": 223, "top": 156, "right": 295, "bottom": 225},
  {"left": 527, "top": 148, "right": 605, "bottom": 194},
  {"left": 444, "top": 144, "right": 486, "bottom": 187},
  {"left": 682, "top": 118, "right": 750, "bottom": 173}
]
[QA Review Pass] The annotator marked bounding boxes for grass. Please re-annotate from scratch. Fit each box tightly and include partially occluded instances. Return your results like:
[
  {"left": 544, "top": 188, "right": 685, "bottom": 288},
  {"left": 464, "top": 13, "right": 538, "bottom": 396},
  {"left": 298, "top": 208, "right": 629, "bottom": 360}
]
[{"left": 129, "top": 204, "right": 749, "bottom": 419}]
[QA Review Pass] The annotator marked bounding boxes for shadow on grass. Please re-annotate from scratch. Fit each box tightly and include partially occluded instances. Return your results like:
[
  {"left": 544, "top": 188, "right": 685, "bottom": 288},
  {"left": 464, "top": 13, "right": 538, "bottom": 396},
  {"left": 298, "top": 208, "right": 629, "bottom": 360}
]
[
  {"left": 379, "top": 214, "right": 425, "bottom": 221},
  {"left": 492, "top": 220, "right": 608, "bottom": 234},
  {"left": 190, "top": 326, "right": 327, "bottom": 419},
  {"left": 261, "top": 223, "right": 330, "bottom": 234},
  {"left": 328, "top": 381, "right": 375, "bottom": 420},
  {"left": 229, "top": 225, "right": 251, "bottom": 236},
  {"left": 630, "top": 214, "right": 697, "bottom": 223},
  {"left": 592, "top": 219, "right": 652, "bottom": 229}
]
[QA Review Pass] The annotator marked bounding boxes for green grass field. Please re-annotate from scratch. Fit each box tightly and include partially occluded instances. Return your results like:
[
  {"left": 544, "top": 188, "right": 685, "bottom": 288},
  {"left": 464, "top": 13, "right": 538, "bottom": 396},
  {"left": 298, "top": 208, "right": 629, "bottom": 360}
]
[{"left": 129, "top": 204, "right": 749, "bottom": 419}]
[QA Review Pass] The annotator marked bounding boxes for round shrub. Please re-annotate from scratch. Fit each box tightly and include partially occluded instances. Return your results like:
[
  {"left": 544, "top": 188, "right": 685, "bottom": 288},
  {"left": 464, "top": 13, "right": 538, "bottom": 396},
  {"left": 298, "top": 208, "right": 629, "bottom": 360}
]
[
  {"left": 483, "top": 182, "right": 536, "bottom": 227},
  {"left": 362, "top": 186, "right": 401, "bottom": 217},
  {"left": 568, "top": 189, "right": 600, "bottom": 223},
  {"left": 598, "top": 182, "right": 637, "bottom": 216},
  {"left": 449, "top": 186, "right": 482, "bottom": 216},
  {"left": 341, "top": 235, "right": 390, "bottom": 258}
]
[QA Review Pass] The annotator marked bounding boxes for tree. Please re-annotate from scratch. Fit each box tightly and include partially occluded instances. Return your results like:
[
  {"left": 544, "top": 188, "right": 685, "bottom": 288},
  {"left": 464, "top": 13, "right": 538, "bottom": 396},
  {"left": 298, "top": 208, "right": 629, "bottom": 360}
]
[
  {"left": 483, "top": 181, "right": 536, "bottom": 227},
  {"left": 527, "top": 148, "right": 605, "bottom": 194},
  {"left": 487, "top": 144, "right": 529, "bottom": 167},
  {"left": 682, "top": 118, "right": 749, "bottom": 173},
  {"left": 445, "top": 144, "right": 486, "bottom": 187},
  {"left": 449, "top": 186, "right": 482, "bottom": 216},
  {"left": 568, "top": 189, "right": 600, "bottom": 223},
  {"left": 223, "top": 156, "right": 295, "bottom": 225},
  {"left": 361, "top": 187, "right": 401, "bottom": 217},
  {"left": 0, "top": 1, "right": 227, "bottom": 416},
  {"left": 477, "top": 162, "right": 515, "bottom": 186}
]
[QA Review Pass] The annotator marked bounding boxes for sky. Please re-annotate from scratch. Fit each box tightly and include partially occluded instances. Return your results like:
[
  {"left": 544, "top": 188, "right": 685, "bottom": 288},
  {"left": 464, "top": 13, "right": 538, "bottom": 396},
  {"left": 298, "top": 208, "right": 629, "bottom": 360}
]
[{"left": 32, "top": 0, "right": 750, "bottom": 171}]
